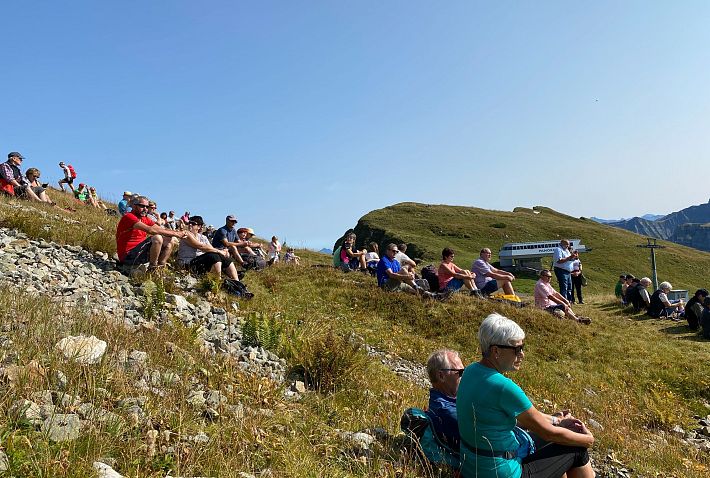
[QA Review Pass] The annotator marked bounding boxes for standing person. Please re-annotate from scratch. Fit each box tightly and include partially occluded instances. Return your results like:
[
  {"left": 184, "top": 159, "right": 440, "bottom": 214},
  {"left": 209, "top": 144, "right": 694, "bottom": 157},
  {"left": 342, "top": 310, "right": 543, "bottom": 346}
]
[
  {"left": 268, "top": 236, "right": 281, "bottom": 264},
  {"left": 457, "top": 313, "right": 595, "bottom": 478},
  {"left": 570, "top": 251, "right": 584, "bottom": 304},
  {"left": 57, "top": 162, "right": 76, "bottom": 193},
  {"left": 118, "top": 191, "right": 132, "bottom": 216},
  {"left": 115, "top": 196, "right": 186, "bottom": 270},
  {"left": 471, "top": 248, "right": 516, "bottom": 296},
  {"left": 553, "top": 239, "right": 577, "bottom": 301},
  {"left": 438, "top": 247, "right": 481, "bottom": 296}
]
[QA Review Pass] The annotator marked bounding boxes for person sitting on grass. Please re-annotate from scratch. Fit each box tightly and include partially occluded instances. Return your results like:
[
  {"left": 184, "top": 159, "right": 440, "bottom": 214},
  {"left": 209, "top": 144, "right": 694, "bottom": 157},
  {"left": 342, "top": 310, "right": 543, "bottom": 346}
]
[
  {"left": 74, "top": 183, "right": 89, "bottom": 202},
  {"left": 395, "top": 243, "right": 417, "bottom": 274},
  {"left": 627, "top": 277, "right": 652, "bottom": 312},
  {"left": 0, "top": 152, "right": 43, "bottom": 202},
  {"left": 236, "top": 227, "right": 266, "bottom": 263},
  {"left": 118, "top": 191, "right": 132, "bottom": 216},
  {"left": 685, "top": 289, "right": 709, "bottom": 331},
  {"left": 116, "top": 195, "right": 186, "bottom": 270},
  {"left": 438, "top": 247, "right": 481, "bottom": 297},
  {"left": 471, "top": 248, "right": 516, "bottom": 297},
  {"left": 647, "top": 281, "right": 684, "bottom": 319},
  {"left": 364, "top": 242, "right": 380, "bottom": 274},
  {"left": 268, "top": 235, "right": 281, "bottom": 264},
  {"left": 178, "top": 215, "right": 242, "bottom": 281},
  {"left": 23, "top": 168, "right": 54, "bottom": 204},
  {"left": 621, "top": 274, "right": 635, "bottom": 305},
  {"left": 534, "top": 269, "right": 591, "bottom": 324},
  {"left": 283, "top": 247, "right": 301, "bottom": 264},
  {"left": 377, "top": 243, "right": 431, "bottom": 296},
  {"left": 339, "top": 234, "right": 367, "bottom": 272},
  {"left": 615, "top": 274, "right": 625, "bottom": 303},
  {"left": 457, "top": 313, "right": 595, "bottom": 478},
  {"left": 87, "top": 187, "right": 107, "bottom": 209},
  {"left": 700, "top": 297, "right": 710, "bottom": 339},
  {"left": 426, "top": 348, "right": 464, "bottom": 450},
  {"left": 211, "top": 215, "right": 246, "bottom": 268}
]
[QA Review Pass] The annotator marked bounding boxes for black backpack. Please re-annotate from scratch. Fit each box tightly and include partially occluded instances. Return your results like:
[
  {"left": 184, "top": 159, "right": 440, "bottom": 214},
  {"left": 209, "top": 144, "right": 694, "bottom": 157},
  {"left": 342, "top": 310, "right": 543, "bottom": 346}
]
[
  {"left": 421, "top": 265, "right": 440, "bottom": 292},
  {"left": 222, "top": 278, "right": 254, "bottom": 299}
]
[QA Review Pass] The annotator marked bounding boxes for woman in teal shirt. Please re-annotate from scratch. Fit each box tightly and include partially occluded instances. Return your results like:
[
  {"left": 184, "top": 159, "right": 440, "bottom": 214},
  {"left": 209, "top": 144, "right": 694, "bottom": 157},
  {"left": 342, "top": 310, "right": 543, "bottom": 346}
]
[{"left": 457, "top": 313, "right": 595, "bottom": 478}]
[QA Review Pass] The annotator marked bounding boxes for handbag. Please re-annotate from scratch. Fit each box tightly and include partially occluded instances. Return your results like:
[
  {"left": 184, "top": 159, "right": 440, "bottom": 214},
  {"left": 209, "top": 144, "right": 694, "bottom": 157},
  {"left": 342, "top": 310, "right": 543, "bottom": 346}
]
[{"left": 580, "top": 273, "right": 588, "bottom": 287}]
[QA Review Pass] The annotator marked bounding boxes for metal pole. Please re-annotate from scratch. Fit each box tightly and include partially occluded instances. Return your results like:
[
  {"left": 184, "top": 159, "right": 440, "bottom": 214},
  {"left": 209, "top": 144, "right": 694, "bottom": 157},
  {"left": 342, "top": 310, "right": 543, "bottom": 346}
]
[{"left": 650, "top": 245, "right": 658, "bottom": 290}]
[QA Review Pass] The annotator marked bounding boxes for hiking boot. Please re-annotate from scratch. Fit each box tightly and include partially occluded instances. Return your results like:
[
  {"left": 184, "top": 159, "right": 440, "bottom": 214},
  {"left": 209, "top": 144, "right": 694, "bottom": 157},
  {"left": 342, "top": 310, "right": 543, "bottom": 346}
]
[{"left": 470, "top": 290, "right": 485, "bottom": 299}]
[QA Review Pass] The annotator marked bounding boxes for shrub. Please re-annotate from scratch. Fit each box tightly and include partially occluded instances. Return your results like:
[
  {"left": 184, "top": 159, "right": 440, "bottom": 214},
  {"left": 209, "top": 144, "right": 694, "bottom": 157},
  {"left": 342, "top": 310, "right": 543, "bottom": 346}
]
[
  {"left": 141, "top": 279, "right": 166, "bottom": 321},
  {"left": 242, "top": 312, "right": 282, "bottom": 350}
]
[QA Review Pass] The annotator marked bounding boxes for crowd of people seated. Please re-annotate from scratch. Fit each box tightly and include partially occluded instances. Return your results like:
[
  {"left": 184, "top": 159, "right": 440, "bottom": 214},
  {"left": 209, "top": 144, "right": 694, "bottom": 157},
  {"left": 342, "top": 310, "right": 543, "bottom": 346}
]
[
  {"left": 615, "top": 273, "right": 710, "bottom": 337},
  {"left": 412, "top": 313, "right": 595, "bottom": 477}
]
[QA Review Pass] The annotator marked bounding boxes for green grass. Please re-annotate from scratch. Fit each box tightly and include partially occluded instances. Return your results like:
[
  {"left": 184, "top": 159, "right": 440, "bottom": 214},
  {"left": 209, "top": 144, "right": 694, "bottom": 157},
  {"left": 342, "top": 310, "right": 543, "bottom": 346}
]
[{"left": 2, "top": 193, "right": 710, "bottom": 476}]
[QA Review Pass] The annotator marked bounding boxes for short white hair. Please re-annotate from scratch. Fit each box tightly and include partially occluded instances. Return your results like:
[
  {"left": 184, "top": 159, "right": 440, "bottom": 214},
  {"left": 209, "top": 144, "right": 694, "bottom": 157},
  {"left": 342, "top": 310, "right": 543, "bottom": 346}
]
[
  {"left": 659, "top": 281, "right": 672, "bottom": 291},
  {"left": 640, "top": 277, "right": 652, "bottom": 286},
  {"left": 479, "top": 313, "right": 525, "bottom": 357},
  {"left": 426, "top": 349, "right": 459, "bottom": 384}
]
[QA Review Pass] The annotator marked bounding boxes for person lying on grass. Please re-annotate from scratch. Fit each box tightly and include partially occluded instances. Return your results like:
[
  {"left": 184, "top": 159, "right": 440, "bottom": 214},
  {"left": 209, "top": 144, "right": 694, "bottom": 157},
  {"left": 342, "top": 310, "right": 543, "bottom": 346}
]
[{"left": 534, "top": 269, "right": 591, "bottom": 324}]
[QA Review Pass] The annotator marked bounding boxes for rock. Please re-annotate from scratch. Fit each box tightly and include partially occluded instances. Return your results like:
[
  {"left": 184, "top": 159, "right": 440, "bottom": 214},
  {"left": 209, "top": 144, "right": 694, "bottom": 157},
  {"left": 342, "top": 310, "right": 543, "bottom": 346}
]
[
  {"left": 186, "top": 390, "right": 206, "bottom": 408},
  {"left": 587, "top": 418, "right": 604, "bottom": 431},
  {"left": 42, "top": 413, "right": 81, "bottom": 441},
  {"left": 0, "top": 451, "right": 8, "bottom": 472},
  {"left": 291, "top": 381, "right": 306, "bottom": 393},
  {"left": 56, "top": 335, "right": 107, "bottom": 364},
  {"left": 93, "top": 461, "right": 124, "bottom": 478},
  {"left": 52, "top": 370, "right": 68, "bottom": 390},
  {"left": 9, "top": 399, "right": 43, "bottom": 425},
  {"left": 192, "top": 431, "right": 210, "bottom": 444},
  {"left": 339, "top": 431, "right": 375, "bottom": 451},
  {"left": 671, "top": 425, "right": 686, "bottom": 437},
  {"left": 128, "top": 350, "right": 148, "bottom": 368},
  {"left": 205, "top": 390, "right": 226, "bottom": 408}
]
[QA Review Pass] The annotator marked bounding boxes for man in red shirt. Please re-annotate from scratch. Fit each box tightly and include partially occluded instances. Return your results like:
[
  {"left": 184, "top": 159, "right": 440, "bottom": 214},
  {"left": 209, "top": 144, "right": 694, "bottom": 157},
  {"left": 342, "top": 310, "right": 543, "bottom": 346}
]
[{"left": 116, "top": 195, "right": 186, "bottom": 269}]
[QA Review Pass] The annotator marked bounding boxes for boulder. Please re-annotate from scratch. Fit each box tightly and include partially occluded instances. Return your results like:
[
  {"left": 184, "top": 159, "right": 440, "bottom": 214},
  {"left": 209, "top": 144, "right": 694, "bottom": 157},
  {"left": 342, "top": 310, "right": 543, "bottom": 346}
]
[{"left": 56, "top": 335, "right": 107, "bottom": 365}]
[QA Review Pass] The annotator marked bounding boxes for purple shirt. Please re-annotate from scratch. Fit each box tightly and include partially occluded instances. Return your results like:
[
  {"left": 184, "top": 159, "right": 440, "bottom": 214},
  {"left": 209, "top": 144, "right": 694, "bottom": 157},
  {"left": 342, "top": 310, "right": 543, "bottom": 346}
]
[{"left": 471, "top": 258, "right": 493, "bottom": 289}]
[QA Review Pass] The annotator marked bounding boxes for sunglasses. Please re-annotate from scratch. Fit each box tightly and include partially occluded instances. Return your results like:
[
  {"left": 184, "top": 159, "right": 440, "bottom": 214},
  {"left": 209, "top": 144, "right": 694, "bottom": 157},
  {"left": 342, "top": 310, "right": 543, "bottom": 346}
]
[
  {"left": 440, "top": 368, "right": 465, "bottom": 377},
  {"left": 134, "top": 204, "right": 149, "bottom": 209},
  {"left": 494, "top": 344, "right": 525, "bottom": 354}
]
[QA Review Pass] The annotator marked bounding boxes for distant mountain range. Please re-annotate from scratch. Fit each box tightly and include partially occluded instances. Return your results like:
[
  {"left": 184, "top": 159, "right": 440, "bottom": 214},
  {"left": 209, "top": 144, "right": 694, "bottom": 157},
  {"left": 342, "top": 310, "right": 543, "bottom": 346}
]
[
  {"left": 318, "top": 248, "right": 332, "bottom": 255},
  {"left": 604, "top": 199, "right": 710, "bottom": 252},
  {"left": 591, "top": 214, "right": 665, "bottom": 224}
]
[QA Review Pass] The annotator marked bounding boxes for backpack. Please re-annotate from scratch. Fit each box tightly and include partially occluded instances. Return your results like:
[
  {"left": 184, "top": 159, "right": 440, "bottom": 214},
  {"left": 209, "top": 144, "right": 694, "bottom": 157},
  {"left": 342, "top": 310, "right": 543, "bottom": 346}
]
[
  {"left": 421, "top": 265, "right": 440, "bottom": 292},
  {"left": 67, "top": 164, "right": 77, "bottom": 179},
  {"left": 222, "top": 278, "right": 254, "bottom": 299},
  {"left": 400, "top": 407, "right": 460, "bottom": 469},
  {"left": 332, "top": 246, "right": 343, "bottom": 268},
  {"left": 242, "top": 254, "right": 267, "bottom": 271}
]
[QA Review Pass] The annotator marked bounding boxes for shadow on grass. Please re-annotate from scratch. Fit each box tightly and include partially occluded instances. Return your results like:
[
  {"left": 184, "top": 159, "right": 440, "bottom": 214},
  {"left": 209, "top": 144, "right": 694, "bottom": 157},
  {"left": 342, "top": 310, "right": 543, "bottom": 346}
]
[{"left": 658, "top": 325, "right": 710, "bottom": 342}]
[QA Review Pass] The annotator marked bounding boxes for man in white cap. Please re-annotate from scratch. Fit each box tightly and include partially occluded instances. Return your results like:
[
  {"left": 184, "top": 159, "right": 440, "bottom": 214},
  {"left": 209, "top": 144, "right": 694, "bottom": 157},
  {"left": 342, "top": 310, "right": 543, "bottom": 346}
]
[{"left": 118, "top": 191, "right": 133, "bottom": 216}]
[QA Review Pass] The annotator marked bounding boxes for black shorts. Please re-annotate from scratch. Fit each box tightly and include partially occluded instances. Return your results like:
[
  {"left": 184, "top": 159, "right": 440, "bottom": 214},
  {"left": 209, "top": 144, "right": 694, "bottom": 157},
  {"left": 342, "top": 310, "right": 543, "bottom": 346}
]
[
  {"left": 480, "top": 279, "right": 499, "bottom": 295},
  {"left": 188, "top": 252, "right": 233, "bottom": 275},
  {"left": 59, "top": 177, "right": 74, "bottom": 184},
  {"left": 521, "top": 440, "right": 589, "bottom": 478},
  {"left": 123, "top": 237, "right": 153, "bottom": 266}
]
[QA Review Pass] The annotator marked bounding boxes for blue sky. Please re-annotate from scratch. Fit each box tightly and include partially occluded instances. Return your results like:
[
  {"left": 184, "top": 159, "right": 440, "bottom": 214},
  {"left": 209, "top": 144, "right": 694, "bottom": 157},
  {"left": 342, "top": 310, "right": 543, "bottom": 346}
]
[{"left": 3, "top": 2, "right": 709, "bottom": 249}]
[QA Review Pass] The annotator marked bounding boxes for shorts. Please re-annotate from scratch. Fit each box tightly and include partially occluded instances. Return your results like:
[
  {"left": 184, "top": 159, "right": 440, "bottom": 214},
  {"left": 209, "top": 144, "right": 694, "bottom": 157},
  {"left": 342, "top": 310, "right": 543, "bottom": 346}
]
[
  {"left": 59, "top": 177, "right": 74, "bottom": 185},
  {"left": 123, "top": 237, "right": 153, "bottom": 266},
  {"left": 382, "top": 280, "right": 415, "bottom": 293},
  {"left": 445, "top": 278, "right": 465, "bottom": 291},
  {"left": 521, "top": 439, "right": 589, "bottom": 478},
  {"left": 480, "top": 279, "right": 499, "bottom": 295},
  {"left": 187, "top": 252, "right": 233, "bottom": 275}
]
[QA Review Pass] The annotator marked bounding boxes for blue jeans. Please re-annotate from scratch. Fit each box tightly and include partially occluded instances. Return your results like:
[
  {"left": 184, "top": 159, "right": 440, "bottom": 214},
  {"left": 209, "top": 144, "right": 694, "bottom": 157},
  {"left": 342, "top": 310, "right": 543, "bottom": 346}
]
[{"left": 554, "top": 267, "right": 572, "bottom": 301}]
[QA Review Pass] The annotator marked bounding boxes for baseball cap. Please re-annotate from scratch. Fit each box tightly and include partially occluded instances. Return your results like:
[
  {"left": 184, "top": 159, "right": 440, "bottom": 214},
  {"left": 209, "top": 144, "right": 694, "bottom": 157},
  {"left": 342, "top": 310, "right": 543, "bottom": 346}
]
[
  {"left": 8, "top": 152, "right": 24, "bottom": 159},
  {"left": 226, "top": 215, "right": 237, "bottom": 222}
]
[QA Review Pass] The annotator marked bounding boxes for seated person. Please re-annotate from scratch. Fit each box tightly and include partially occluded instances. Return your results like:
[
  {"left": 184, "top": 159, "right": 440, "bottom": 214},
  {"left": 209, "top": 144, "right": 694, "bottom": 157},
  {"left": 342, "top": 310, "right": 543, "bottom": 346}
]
[
  {"left": 364, "top": 242, "right": 380, "bottom": 273},
  {"left": 116, "top": 196, "right": 186, "bottom": 270},
  {"left": 534, "top": 269, "right": 591, "bottom": 324},
  {"left": 471, "top": 248, "right": 516, "bottom": 296},
  {"left": 74, "top": 183, "right": 89, "bottom": 202},
  {"left": 87, "top": 187, "right": 107, "bottom": 209},
  {"left": 615, "top": 274, "right": 625, "bottom": 302},
  {"left": 211, "top": 215, "right": 246, "bottom": 267},
  {"left": 621, "top": 274, "right": 635, "bottom": 305},
  {"left": 283, "top": 247, "right": 301, "bottom": 264},
  {"left": 647, "top": 281, "right": 684, "bottom": 319},
  {"left": 425, "top": 349, "right": 464, "bottom": 450},
  {"left": 700, "top": 297, "right": 710, "bottom": 339},
  {"left": 178, "top": 216, "right": 241, "bottom": 281},
  {"left": 457, "top": 313, "right": 595, "bottom": 478},
  {"left": 684, "top": 289, "right": 708, "bottom": 330},
  {"left": 158, "top": 212, "right": 169, "bottom": 227},
  {"left": 437, "top": 247, "right": 480, "bottom": 296},
  {"left": 236, "top": 227, "right": 265, "bottom": 257},
  {"left": 395, "top": 243, "right": 417, "bottom": 274},
  {"left": 22, "top": 168, "right": 54, "bottom": 204},
  {"left": 118, "top": 191, "right": 132, "bottom": 216},
  {"left": 339, "top": 234, "right": 367, "bottom": 271},
  {"left": 627, "top": 277, "right": 652, "bottom": 312},
  {"left": 0, "top": 152, "right": 43, "bottom": 201},
  {"left": 376, "top": 244, "right": 423, "bottom": 295}
]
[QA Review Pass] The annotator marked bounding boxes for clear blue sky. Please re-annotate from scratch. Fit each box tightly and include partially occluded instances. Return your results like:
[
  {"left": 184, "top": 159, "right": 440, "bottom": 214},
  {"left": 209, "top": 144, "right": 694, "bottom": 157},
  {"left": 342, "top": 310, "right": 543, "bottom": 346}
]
[{"left": 3, "top": 2, "right": 709, "bottom": 249}]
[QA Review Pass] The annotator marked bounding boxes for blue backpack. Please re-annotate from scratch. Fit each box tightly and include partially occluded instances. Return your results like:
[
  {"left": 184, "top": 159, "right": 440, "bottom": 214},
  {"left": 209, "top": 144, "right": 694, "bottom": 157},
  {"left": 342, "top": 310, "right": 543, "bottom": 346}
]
[{"left": 400, "top": 407, "right": 460, "bottom": 469}]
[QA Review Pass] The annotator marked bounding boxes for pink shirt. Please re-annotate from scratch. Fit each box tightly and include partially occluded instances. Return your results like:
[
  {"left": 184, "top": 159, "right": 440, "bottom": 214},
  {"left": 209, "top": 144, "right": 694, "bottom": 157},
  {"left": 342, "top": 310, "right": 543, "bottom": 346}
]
[
  {"left": 534, "top": 279, "right": 556, "bottom": 309},
  {"left": 438, "top": 261, "right": 463, "bottom": 289}
]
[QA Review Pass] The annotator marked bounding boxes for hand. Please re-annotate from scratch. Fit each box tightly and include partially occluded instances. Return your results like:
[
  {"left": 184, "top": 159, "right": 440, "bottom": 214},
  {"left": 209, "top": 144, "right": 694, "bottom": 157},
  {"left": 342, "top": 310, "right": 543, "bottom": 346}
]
[{"left": 560, "top": 417, "right": 585, "bottom": 433}]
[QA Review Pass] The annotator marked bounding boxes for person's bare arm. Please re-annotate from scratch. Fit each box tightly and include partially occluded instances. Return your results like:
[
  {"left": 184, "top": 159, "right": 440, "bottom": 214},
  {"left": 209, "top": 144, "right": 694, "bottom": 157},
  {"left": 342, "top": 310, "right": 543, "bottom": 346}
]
[
  {"left": 517, "top": 406, "right": 594, "bottom": 448},
  {"left": 133, "top": 221, "right": 185, "bottom": 239}
]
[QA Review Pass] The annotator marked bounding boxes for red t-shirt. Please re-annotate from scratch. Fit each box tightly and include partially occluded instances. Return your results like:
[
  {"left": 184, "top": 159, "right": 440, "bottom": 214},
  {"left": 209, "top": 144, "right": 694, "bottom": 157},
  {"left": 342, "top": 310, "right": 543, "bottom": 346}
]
[{"left": 116, "top": 213, "right": 155, "bottom": 261}]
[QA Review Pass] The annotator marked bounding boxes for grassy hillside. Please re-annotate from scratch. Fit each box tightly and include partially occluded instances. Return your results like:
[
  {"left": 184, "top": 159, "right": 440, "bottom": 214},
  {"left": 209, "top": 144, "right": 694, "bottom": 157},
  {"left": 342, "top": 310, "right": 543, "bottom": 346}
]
[
  {"left": 351, "top": 202, "right": 710, "bottom": 295},
  {"left": 1, "top": 193, "right": 709, "bottom": 477}
]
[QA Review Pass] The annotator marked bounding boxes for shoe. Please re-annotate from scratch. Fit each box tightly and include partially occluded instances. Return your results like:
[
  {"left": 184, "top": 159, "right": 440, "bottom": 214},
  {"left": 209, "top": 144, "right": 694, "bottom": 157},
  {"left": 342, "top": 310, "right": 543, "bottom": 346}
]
[
  {"left": 579, "top": 301, "right": 584, "bottom": 304},
  {"left": 577, "top": 317, "right": 592, "bottom": 325},
  {"left": 470, "top": 290, "right": 484, "bottom": 299}
]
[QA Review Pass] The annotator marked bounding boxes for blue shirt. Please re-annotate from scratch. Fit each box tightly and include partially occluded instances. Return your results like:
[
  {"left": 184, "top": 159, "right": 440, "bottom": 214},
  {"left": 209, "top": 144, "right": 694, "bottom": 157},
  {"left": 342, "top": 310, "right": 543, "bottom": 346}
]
[
  {"left": 118, "top": 199, "right": 129, "bottom": 216},
  {"left": 211, "top": 225, "right": 237, "bottom": 249},
  {"left": 376, "top": 255, "right": 401, "bottom": 287},
  {"left": 457, "top": 362, "right": 533, "bottom": 478},
  {"left": 553, "top": 246, "right": 573, "bottom": 272},
  {"left": 427, "top": 388, "right": 459, "bottom": 450}
]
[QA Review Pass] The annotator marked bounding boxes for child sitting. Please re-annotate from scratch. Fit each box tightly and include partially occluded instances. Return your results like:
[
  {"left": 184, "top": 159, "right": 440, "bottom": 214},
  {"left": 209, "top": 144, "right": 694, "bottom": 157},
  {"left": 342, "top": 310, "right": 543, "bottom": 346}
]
[{"left": 284, "top": 247, "right": 300, "bottom": 265}]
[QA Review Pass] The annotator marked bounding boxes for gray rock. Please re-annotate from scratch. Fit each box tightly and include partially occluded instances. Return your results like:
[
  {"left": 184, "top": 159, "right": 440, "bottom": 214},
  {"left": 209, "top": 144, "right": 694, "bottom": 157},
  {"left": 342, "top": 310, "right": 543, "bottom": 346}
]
[
  {"left": 93, "top": 461, "right": 124, "bottom": 478},
  {"left": 186, "top": 390, "right": 206, "bottom": 408},
  {"left": 52, "top": 370, "right": 68, "bottom": 390},
  {"left": 205, "top": 390, "right": 226, "bottom": 408},
  {"left": 0, "top": 450, "right": 8, "bottom": 472},
  {"left": 56, "top": 335, "right": 107, "bottom": 364},
  {"left": 191, "top": 431, "right": 210, "bottom": 444},
  {"left": 588, "top": 418, "right": 604, "bottom": 431},
  {"left": 42, "top": 413, "right": 81, "bottom": 441},
  {"left": 9, "top": 399, "right": 43, "bottom": 425},
  {"left": 339, "top": 431, "right": 376, "bottom": 451}
]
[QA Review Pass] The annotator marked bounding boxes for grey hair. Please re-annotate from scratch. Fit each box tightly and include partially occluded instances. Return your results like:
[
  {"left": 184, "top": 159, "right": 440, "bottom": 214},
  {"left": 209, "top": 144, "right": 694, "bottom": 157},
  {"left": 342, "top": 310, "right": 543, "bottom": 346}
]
[
  {"left": 426, "top": 349, "right": 459, "bottom": 384},
  {"left": 640, "top": 277, "right": 652, "bottom": 286},
  {"left": 479, "top": 313, "right": 525, "bottom": 357},
  {"left": 131, "top": 195, "right": 148, "bottom": 206},
  {"left": 659, "top": 281, "right": 672, "bottom": 291}
]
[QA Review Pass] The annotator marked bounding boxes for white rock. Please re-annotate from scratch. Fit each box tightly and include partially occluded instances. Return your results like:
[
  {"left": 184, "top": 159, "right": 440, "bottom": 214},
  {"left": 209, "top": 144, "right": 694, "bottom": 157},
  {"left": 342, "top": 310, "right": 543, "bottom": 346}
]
[
  {"left": 93, "top": 461, "right": 124, "bottom": 478},
  {"left": 56, "top": 335, "right": 107, "bottom": 365}
]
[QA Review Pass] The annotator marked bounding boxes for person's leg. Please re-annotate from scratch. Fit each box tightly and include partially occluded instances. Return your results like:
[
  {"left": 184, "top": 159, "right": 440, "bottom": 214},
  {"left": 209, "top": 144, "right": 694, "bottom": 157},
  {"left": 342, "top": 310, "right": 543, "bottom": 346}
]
[
  {"left": 156, "top": 234, "right": 175, "bottom": 265},
  {"left": 123, "top": 237, "right": 153, "bottom": 267},
  {"left": 149, "top": 235, "right": 164, "bottom": 266},
  {"left": 58, "top": 178, "right": 66, "bottom": 192},
  {"left": 228, "top": 246, "right": 245, "bottom": 266},
  {"left": 223, "top": 262, "right": 239, "bottom": 280},
  {"left": 209, "top": 261, "right": 223, "bottom": 277},
  {"left": 521, "top": 441, "right": 591, "bottom": 478},
  {"left": 463, "top": 277, "right": 476, "bottom": 291},
  {"left": 480, "top": 280, "right": 499, "bottom": 296},
  {"left": 500, "top": 279, "right": 515, "bottom": 295}
]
